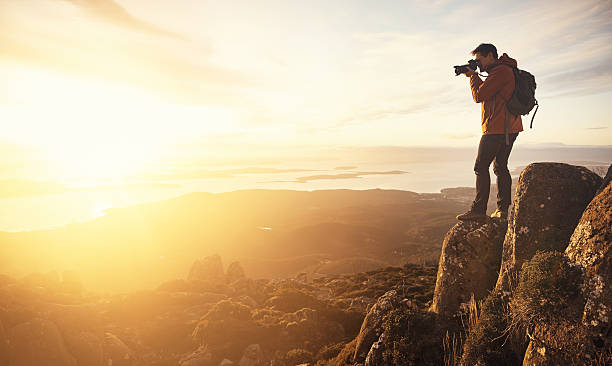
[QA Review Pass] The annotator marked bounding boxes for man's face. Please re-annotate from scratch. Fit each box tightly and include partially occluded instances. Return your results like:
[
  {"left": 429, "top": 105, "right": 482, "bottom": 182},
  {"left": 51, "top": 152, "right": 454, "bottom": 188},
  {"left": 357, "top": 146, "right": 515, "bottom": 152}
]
[{"left": 474, "top": 52, "right": 495, "bottom": 70}]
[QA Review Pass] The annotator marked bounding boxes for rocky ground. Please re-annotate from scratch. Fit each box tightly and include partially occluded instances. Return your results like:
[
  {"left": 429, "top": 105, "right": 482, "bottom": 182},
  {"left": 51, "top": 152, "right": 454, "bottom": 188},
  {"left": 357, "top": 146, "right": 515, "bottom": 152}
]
[{"left": 0, "top": 255, "right": 437, "bottom": 366}]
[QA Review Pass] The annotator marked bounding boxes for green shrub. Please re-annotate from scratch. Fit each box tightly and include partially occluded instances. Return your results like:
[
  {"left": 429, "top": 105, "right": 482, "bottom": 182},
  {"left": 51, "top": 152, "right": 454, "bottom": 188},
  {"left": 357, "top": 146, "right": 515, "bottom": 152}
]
[
  {"left": 510, "top": 251, "right": 584, "bottom": 327},
  {"left": 267, "top": 288, "right": 326, "bottom": 313},
  {"left": 461, "top": 292, "right": 523, "bottom": 366},
  {"left": 191, "top": 299, "right": 258, "bottom": 356}
]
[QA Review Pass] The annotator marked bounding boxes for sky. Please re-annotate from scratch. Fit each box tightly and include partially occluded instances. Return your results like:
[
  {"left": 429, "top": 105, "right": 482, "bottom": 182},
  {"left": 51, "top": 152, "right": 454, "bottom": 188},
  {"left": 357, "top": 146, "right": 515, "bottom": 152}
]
[{"left": 1, "top": 0, "right": 611, "bottom": 184}]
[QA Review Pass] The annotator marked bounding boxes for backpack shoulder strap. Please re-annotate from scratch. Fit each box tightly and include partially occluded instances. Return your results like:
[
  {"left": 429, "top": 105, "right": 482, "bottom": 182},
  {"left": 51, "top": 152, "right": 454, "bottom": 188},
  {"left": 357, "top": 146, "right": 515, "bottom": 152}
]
[{"left": 530, "top": 100, "right": 539, "bottom": 129}]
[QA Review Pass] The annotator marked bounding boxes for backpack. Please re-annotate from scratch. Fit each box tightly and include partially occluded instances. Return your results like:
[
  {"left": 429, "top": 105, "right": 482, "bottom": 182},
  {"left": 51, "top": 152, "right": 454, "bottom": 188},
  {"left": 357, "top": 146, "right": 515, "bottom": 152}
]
[{"left": 506, "top": 67, "right": 539, "bottom": 128}]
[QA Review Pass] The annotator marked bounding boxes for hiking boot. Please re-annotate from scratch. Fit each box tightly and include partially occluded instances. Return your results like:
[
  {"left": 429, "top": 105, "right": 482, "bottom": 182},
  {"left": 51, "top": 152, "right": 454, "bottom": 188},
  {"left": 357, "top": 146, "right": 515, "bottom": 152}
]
[
  {"left": 490, "top": 208, "right": 508, "bottom": 220},
  {"left": 456, "top": 210, "right": 487, "bottom": 221}
]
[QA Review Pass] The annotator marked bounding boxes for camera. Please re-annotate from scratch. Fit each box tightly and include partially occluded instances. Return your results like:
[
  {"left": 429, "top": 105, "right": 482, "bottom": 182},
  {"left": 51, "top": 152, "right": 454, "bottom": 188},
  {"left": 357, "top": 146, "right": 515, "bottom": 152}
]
[{"left": 454, "top": 59, "right": 479, "bottom": 76}]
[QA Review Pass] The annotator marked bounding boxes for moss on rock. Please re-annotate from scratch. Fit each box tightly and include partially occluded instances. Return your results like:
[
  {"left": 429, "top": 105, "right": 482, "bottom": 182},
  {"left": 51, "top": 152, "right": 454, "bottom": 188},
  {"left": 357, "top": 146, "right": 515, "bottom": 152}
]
[{"left": 511, "top": 251, "right": 584, "bottom": 328}]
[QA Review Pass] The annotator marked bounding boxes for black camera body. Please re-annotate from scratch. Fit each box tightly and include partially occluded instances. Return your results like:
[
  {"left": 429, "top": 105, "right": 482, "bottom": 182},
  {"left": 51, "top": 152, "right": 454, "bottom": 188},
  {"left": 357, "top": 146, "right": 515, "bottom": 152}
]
[{"left": 454, "top": 59, "right": 479, "bottom": 76}]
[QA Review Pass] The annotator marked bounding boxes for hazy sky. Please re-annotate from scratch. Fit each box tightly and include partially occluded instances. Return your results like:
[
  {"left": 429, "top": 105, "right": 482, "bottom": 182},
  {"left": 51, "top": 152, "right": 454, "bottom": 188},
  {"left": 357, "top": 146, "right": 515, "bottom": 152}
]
[{"left": 1, "top": 0, "right": 611, "bottom": 182}]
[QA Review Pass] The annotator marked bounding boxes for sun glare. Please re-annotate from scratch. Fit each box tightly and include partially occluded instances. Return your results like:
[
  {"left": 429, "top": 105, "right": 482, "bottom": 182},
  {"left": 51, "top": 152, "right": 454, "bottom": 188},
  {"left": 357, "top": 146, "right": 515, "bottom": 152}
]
[
  {"left": 45, "top": 139, "right": 160, "bottom": 184},
  {"left": 4, "top": 66, "right": 243, "bottom": 184}
]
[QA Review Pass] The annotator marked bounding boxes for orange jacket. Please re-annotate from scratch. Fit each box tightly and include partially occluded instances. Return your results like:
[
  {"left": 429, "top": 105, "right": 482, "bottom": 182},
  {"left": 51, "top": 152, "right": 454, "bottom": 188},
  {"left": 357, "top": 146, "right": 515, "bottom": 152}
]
[{"left": 469, "top": 53, "right": 524, "bottom": 135}]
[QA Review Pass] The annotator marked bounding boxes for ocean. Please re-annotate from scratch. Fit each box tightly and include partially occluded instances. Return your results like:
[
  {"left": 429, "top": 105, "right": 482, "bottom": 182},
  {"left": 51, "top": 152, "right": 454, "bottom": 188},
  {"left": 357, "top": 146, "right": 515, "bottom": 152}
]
[{"left": 1, "top": 145, "right": 609, "bottom": 232}]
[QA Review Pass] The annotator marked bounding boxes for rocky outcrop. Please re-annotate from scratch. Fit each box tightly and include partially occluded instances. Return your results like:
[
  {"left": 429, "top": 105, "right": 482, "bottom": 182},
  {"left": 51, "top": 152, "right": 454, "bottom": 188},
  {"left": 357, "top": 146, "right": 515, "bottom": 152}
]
[
  {"left": 335, "top": 289, "right": 457, "bottom": 366},
  {"left": 226, "top": 261, "right": 246, "bottom": 283},
  {"left": 430, "top": 218, "right": 507, "bottom": 317},
  {"left": 496, "top": 163, "right": 602, "bottom": 291},
  {"left": 363, "top": 307, "right": 448, "bottom": 366},
  {"left": 566, "top": 180, "right": 611, "bottom": 337},
  {"left": 189, "top": 254, "right": 225, "bottom": 281},
  {"left": 7, "top": 317, "right": 77, "bottom": 366},
  {"left": 352, "top": 290, "right": 401, "bottom": 363},
  {"left": 522, "top": 177, "right": 612, "bottom": 365},
  {"left": 460, "top": 163, "right": 605, "bottom": 366}
]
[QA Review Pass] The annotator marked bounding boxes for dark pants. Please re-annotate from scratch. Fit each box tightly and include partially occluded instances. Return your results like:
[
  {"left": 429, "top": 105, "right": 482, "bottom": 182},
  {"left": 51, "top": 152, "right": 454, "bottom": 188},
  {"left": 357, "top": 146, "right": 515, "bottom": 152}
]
[{"left": 472, "top": 133, "right": 518, "bottom": 213}]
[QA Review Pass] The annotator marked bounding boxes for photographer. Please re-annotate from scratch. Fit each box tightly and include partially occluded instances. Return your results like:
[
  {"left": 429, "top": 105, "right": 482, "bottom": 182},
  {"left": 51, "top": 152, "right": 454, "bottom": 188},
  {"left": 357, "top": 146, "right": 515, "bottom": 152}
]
[{"left": 456, "top": 43, "right": 524, "bottom": 221}]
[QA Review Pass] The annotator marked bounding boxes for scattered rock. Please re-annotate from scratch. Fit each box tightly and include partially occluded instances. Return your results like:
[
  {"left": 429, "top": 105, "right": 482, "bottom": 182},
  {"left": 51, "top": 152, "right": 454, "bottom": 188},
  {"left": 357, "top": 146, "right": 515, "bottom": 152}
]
[
  {"left": 189, "top": 254, "right": 225, "bottom": 281},
  {"left": 238, "top": 344, "right": 263, "bottom": 366},
  {"left": 226, "top": 262, "right": 246, "bottom": 283},
  {"left": 496, "top": 163, "right": 602, "bottom": 291},
  {"left": 430, "top": 218, "right": 506, "bottom": 317}
]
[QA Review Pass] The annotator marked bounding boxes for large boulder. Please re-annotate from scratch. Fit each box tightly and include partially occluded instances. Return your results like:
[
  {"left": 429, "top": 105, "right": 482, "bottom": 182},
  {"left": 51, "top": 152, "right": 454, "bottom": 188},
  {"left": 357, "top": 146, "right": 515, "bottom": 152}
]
[
  {"left": 496, "top": 163, "right": 602, "bottom": 291},
  {"left": 523, "top": 177, "right": 612, "bottom": 365},
  {"left": 189, "top": 254, "right": 225, "bottom": 281},
  {"left": 352, "top": 290, "right": 401, "bottom": 363},
  {"left": 7, "top": 317, "right": 77, "bottom": 366},
  {"left": 226, "top": 262, "right": 246, "bottom": 283},
  {"left": 566, "top": 178, "right": 612, "bottom": 338},
  {"left": 363, "top": 306, "right": 451, "bottom": 366},
  {"left": 430, "top": 218, "right": 507, "bottom": 317}
]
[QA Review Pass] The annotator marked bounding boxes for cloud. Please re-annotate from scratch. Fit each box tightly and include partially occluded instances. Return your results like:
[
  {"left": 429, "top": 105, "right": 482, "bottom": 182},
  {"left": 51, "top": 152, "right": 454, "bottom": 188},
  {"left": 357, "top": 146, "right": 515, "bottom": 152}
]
[
  {"left": 338, "top": 101, "right": 431, "bottom": 125},
  {"left": 585, "top": 126, "right": 609, "bottom": 130},
  {"left": 0, "top": 1, "right": 252, "bottom": 106},
  {"left": 63, "top": 0, "right": 183, "bottom": 39},
  {"left": 436, "top": 0, "right": 612, "bottom": 97},
  {"left": 539, "top": 61, "right": 612, "bottom": 98}
]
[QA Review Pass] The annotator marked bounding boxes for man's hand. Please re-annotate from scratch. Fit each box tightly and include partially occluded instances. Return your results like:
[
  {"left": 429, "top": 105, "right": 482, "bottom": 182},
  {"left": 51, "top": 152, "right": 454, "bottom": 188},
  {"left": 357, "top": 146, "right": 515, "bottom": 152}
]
[{"left": 464, "top": 67, "right": 476, "bottom": 77}]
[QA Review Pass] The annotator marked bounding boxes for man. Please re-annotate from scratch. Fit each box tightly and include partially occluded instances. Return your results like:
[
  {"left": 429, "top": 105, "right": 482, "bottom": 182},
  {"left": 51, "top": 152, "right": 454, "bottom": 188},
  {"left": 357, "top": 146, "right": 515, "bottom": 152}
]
[{"left": 456, "top": 43, "right": 523, "bottom": 221}]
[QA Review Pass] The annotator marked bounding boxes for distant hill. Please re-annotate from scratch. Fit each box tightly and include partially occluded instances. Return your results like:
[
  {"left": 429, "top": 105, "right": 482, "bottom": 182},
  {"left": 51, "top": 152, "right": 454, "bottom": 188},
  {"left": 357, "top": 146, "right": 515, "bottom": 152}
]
[{"left": 0, "top": 189, "right": 468, "bottom": 293}]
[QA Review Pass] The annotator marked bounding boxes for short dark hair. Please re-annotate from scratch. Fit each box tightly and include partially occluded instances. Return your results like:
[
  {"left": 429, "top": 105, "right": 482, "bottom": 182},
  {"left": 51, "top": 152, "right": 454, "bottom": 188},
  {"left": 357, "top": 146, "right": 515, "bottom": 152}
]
[{"left": 471, "top": 43, "right": 498, "bottom": 59}]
